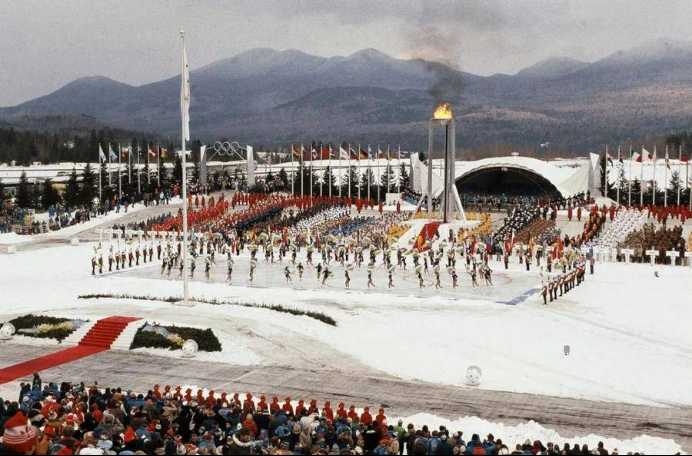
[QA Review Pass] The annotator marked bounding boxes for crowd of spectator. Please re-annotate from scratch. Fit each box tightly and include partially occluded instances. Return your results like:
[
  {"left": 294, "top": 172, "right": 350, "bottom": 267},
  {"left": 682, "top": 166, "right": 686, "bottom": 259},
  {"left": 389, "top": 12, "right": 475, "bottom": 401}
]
[
  {"left": 0, "top": 376, "right": 648, "bottom": 455},
  {"left": 621, "top": 223, "right": 686, "bottom": 263}
]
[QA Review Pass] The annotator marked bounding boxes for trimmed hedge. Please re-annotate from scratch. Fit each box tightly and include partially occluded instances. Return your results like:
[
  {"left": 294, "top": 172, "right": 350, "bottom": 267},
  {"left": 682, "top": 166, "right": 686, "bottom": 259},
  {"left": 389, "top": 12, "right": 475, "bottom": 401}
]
[
  {"left": 8, "top": 314, "right": 75, "bottom": 341},
  {"left": 130, "top": 323, "right": 221, "bottom": 352},
  {"left": 79, "top": 293, "right": 337, "bottom": 326}
]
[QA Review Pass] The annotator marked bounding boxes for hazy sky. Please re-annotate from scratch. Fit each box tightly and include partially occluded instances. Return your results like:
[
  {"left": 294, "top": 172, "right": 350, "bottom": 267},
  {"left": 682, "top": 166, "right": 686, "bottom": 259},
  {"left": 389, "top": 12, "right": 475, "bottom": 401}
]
[{"left": 2, "top": 0, "right": 692, "bottom": 106}]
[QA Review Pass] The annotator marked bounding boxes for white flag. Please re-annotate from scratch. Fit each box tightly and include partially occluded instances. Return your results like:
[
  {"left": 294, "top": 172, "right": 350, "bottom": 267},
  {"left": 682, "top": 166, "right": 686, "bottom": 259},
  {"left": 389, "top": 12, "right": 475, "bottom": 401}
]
[
  {"left": 99, "top": 144, "right": 106, "bottom": 162},
  {"left": 339, "top": 146, "right": 350, "bottom": 160},
  {"left": 108, "top": 144, "right": 117, "bottom": 161},
  {"left": 641, "top": 148, "right": 650, "bottom": 162},
  {"left": 180, "top": 38, "right": 191, "bottom": 142}
]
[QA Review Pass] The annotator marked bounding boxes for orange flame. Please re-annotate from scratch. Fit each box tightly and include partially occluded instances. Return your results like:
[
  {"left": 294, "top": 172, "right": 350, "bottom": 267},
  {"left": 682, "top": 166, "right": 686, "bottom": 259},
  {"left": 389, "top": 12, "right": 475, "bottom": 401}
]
[{"left": 433, "top": 102, "right": 453, "bottom": 120}]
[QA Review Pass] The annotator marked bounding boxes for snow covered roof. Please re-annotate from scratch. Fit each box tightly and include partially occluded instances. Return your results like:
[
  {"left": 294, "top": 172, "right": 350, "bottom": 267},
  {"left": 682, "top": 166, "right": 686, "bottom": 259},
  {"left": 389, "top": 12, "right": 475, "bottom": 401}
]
[{"left": 424, "top": 155, "right": 591, "bottom": 198}]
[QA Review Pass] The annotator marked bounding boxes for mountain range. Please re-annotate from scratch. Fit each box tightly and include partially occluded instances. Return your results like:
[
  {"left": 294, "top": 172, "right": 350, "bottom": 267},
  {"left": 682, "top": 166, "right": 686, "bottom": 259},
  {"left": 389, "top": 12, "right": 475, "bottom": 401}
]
[{"left": 3, "top": 38, "right": 692, "bottom": 153}]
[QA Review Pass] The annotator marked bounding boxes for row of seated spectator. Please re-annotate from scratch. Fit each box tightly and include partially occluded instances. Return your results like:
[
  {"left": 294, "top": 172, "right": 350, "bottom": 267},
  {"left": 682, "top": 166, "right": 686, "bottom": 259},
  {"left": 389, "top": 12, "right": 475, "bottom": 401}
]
[{"left": 0, "top": 376, "right": 640, "bottom": 455}]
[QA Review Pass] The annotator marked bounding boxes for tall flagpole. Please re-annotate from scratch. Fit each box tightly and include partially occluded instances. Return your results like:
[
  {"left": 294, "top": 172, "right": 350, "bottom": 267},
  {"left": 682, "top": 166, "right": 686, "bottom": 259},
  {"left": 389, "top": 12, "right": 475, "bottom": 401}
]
[
  {"left": 157, "top": 144, "right": 161, "bottom": 187},
  {"left": 387, "top": 144, "right": 391, "bottom": 194},
  {"left": 397, "top": 144, "right": 401, "bottom": 193},
  {"left": 118, "top": 142, "right": 122, "bottom": 200},
  {"left": 685, "top": 157, "right": 692, "bottom": 211},
  {"left": 290, "top": 144, "right": 295, "bottom": 195},
  {"left": 664, "top": 145, "right": 668, "bottom": 208},
  {"left": 652, "top": 146, "right": 657, "bottom": 206},
  {"left": 137, "top": 147, "right": 141, "bottom": 195},
  {"left": 357, "top": 144, "right": 361, "bottom": 200},
  {"left": 179, "top": 30, "right": 192, "bottom": 307},
  {"left": 347, "top": 144, "right": 351, "bottom": 200},
  {"left": 640, "top": 146, "right": 644, "bottom": 207},
  {"left": 108, "top": 143, "right": 112, "bottom": 186},
  {"left": 627, "top": 146, "right": 632, "bottom": 206},
  {"left": 309, "top": 145, "right": 313, "bottom": 200},
  {"left": 128, "top": 144, "right": 132, "bottom": 185},
  {"left": 616, "top": 145, "right": 620, "bottom": 206},
  {"left": 300, "top": 144, "right": 304, "bottom": 196},
  {"left": 603, "top": 144, "right": 608, "bottom": 198},
  {"left": 367, "top": 145, "right": 371, "bottom": 203},
  {"left": 376, "top": 145, "right": 381, "bottom": 203},
  {"left": 677, "top": 144, "right": 682, "bottom": 207},
  {"left": 146, "top": 144, "right": 151, "bottom": 185},
  {"left": 98, "top": 144, "right": 103, "bottom": 203},
  {"left": 328, "top": 144, "right": 332, "bottom": 198}
]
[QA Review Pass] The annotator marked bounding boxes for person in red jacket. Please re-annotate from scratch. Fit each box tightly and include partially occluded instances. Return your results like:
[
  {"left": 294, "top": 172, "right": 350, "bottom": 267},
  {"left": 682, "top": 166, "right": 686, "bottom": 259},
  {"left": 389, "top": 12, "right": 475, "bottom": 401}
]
[
  {"left": 282, "top": 397, "right": 294, "bottom": 415},
  {"left": 360, "top": 406, "right": 373, "bottom": 426},
  {"left": 257, "top": 395, "right": 268, "bottom": 414},
  {"left": 308, "top": 399, "right": 318, "bottom": 415},
  {"left": 347, "top": 405, "right": 359, "bottom": 421},
  {"left": 243, "top": 393, "right": 255, "bottom": 414},
  {"left": 336, "top": 403, "right": 347, "bottom": 420},
  {"left": 375, "top": 408, "right": 386, "bottom": 425},
  {"left": 295, "top": 399, "right": 305, "bottom": 417},
  {"left": 270, "top": 397, "right": 280, "bottom": 415},
  {"left": 152, "top": 384, "right": 162, "bottom": 400},
  {"left": 322, "top": 401, "right": 334, "bottom": 422}
]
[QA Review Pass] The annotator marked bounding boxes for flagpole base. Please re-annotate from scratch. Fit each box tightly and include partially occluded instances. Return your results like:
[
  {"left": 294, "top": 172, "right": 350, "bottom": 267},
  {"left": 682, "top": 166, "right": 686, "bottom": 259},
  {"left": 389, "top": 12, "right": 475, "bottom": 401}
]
[{"left": 173, "top": 299, "right": 195, "bottom": 307}]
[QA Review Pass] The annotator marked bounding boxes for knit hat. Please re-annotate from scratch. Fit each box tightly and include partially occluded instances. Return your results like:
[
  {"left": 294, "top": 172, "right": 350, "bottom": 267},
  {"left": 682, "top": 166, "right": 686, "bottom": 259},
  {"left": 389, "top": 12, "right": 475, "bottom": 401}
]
[{"left": 2, "top": 411, "right": 37, "bottom": 454}]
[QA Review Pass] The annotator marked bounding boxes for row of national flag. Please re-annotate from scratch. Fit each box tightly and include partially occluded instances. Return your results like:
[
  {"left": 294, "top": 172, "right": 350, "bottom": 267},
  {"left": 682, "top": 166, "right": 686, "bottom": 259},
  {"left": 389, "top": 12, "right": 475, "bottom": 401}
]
[
  {"left": 290, "top": 143, "right": 400, "bottom": 162},
  {"left": 97, "top": 144, "right": 170, "bottom": 163},
  {"left": 607, "top": 146, "right": 689, "bottom": 169}
]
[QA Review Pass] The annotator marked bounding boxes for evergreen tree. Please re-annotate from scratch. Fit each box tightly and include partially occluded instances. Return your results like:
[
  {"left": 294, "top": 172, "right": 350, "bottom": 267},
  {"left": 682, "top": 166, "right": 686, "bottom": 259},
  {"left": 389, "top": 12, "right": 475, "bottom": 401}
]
[
  {"left": 0, "top": 178, "right": 5, "bottom": 204},
  {"left": 41, "top": 179, "right": 61, "bottom": 211},
  {"left": 381, "top": 164, "right": 394, "bottom": 193},
  {"left": 399, "top": 163, "right": 410, "bottom": 191},
  {"left": 322, "top": 166, "right": 336, "bottom": 196},
  {"left": 361, "top": 168, "right": 376, "bottom": 201},
  {"left": 631, "top": 179, "right": 642, "bottom": 204},
  {"left": 157, "top": 157, "right": 167, "bottom": 191},
  {"left": 599, "top": 154, "right": 614, "bottom": 198},
  {"left": 344, "top": 165, "right": 359, "bottom": 198},
  {"left": 64, "top": 168, "right": 81, "bottom": 209},
  {"left": 80, "top": 163, "right": 96, "bottom": 207},
  {"left": 16, "top": 172, "right": 32, "bottom": 208},
  {"left": 669, "top": 170, "right": 681, "bottom": 201},
  {"left": 278, "top": 168, "right": 289, "bottom": 190},
  {"left": 173, "top": 156, "right": 183, "bottom": 186}
]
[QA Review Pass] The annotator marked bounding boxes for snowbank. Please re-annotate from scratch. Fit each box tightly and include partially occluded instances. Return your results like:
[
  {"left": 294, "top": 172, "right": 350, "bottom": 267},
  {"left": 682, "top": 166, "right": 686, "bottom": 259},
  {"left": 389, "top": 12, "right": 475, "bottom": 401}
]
[{"left": 394, "top": 413, "right": 682, "bottom": 455}]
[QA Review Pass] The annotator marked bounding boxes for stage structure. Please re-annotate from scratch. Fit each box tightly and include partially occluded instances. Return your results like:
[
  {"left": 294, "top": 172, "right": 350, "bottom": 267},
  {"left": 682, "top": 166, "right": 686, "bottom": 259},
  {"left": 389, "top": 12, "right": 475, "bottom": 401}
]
[
  {"left": 205, "top": 141, "right": 256, "bottom": 187},
  {"left": 417, "top": 103, "right": 466, "bottom": 223}
]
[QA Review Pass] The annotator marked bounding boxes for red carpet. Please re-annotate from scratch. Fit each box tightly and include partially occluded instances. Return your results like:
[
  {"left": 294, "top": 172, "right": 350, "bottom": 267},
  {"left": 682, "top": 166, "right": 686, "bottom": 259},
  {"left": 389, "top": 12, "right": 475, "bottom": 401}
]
[
  {"left": 0, "top": 316, "right": 140, "bottom": 384},
  {"left": 79, "top": 316, "right": 140, "bottom": 348}
]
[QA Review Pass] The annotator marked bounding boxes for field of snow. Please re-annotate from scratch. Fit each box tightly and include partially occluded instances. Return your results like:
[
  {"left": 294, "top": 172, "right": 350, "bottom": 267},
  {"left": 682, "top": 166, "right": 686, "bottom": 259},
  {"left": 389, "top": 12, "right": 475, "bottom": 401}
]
[
  {"left": 395, "top": 413, "right": 683, "bottom": 454},
  {"left": 1, "top": 239, "right": 691, "bottom": 409}
]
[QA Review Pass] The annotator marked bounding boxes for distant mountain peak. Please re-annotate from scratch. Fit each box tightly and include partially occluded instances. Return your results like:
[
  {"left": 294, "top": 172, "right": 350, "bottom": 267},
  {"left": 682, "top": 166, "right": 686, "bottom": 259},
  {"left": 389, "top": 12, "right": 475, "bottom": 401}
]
[
  {"left": 348, "top": 48, "right": 391, "bottom": 61},
  {"left": 516, "top": 56, "right": 589, "bottom": 79}
]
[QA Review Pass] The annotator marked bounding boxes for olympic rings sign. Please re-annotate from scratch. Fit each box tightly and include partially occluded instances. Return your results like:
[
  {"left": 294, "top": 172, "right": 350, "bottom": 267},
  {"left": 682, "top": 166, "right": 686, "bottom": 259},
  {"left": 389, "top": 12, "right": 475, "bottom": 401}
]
[{"left": 212, "top": 141, "right": 245, "bottom": 157}]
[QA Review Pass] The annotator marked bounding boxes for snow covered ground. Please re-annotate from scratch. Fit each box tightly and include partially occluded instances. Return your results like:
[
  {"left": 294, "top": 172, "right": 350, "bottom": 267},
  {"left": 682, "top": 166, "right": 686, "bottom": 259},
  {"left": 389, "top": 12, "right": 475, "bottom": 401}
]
[
  {"left": 394, "top": 413, "right": 683, "bottom": 454},
  {"left": 1, "top": 239, "right": 691, "bottom": 409}
]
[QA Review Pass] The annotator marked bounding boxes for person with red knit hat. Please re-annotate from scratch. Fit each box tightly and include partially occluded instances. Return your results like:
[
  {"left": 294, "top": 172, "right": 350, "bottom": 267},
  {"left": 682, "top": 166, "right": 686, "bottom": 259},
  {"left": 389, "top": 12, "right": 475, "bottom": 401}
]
[
  {"left": 2, "top": 411, "right": 37, "bottom": 454},
  {"left": 322, "top": 401, "right": 334, "bottom": 422},
  {"left": 243, "top": 393, "right": 255, "bottom": 414},
  {"left": 336, "top": 402, "right": 347, "bottom": 419},
  {"left": 282, "top": 397, "right": 294, "bottom": 415},
  {"left": 347, "top": 405, "right": 359, "bottom": 421},
  {"left": 270, "top": 396, "right": 280, "bottom": 414},
  {"left": 295, "top": 399, "right": 305, "bottom": 417},
  {"left": 375, "top": 408, "right": 387, "bottom": 425},
  {"left": 257, "top": 395, "right": 268, "bottom": 413},
  {"left": 308, "top": 399, "right": 318, "bottom": 415},
  {"left": 360, "top": 406, "right": 373, "bottom": 426}
]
